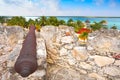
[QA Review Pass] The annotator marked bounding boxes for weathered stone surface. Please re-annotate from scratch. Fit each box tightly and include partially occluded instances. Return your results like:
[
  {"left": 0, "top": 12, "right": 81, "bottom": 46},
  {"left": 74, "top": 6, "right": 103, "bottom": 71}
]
[
  {"left": 67, "top": 58, "right": 76, "bottom": 65},
  {"left": 78, "top": 69, "right": 87, "bottom": 74},
  {"left": 37, "top": 38, "right": 46, "bottom": 58},
  {"left": 59, "top": 48, "right": 68, "bottom": 56},
  {"left": 114, "top": 60, "right": 120, "bottom": 66},
  {"left": 79, "top": 62, "right": 92, "bottom": 70},
  {"left": 102, "top": 66, "right": 120, "bottom": 76},
  {"left": 7, "top": 44, "right": 22, "bottom": 65},
  {"left": 87, "top": 46, "right": 94, "bottom": 51},
  {"left": 48, "top": 67, "right": 95, "bottom": 80},
  {"left": 64, "top": 44, "right": 73, "bottom": 50},
  {"left": 92, "top": 55, "right": 115, "bottom": 67},
  {"left": 1, "top": 71, "right": 11, "bottom": 80},
  {"left": 31, "top": 69, "right": 46, "bottom": 77},
  {"left": 72, "top": 46, "right": 88, "bottom": 61},
  {"left": 87, "top": 29, "right": 120, "bottom": 55},
  {"left": 61, "top": 36, "right": 74, "bottom": 44},
  {"left": 40, "top": 26, "right": 56, "bottom": 42},
  {"left": 88, "top": 73, "right": 106, "bottom": 80},
  {"left": 0, "top": 54, "right": 8, "bottom": 64},
  {"left": 5, "top": 26, "right": 24, "bottom": 43}
]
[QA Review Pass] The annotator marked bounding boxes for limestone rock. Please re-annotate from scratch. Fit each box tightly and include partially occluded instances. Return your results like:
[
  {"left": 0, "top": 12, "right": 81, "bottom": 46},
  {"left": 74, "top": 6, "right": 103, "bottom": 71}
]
[
  {"left": 59, "top": 48, "right": 68, "bottom": 56},
  {"left": 3, "top": 46, "right": 13, "bottom": 53},
  {"left": 79, "top": 62, "right": 92, "bottom": 70},
  {"left": 37, "top": 38, "right": 46, "bottom": 58},
  {"left": 87, "top": 29, "right": 120, "bottom": 55},
  {"left": 102, "top": 66, "right": 120, "bottom": 76},
  {"left": 78, "top": 69, "right": 87, "bottom": 74},
  {"left": 87, "top": 46, "right": 94, "bottom": 51},
  {"left": 114, "top": 60, "right": 120, "bottom": 66},
  {"left": 48, "top": 67, "right": 94, "bottom": 80},
  {"left": 72, "top": 46, "right": 88, "bottom": 61},
  {"left": 88, "top": 73, "right": 106, "bottom": 80},
  {"left": 1, "top": 71, "right": 11, "bottom": 80},
  {"left": 0, "top": 54, "right": 8, "bottom": 64},
  {"left": 92, "top": 55, "right": 115, "bottom": 67},
  {"left": 40, "top": 26, "right": 56, "bottom": 41},
  {"left": 5, "top": 26, "right": 24, "bottom": 40},
  {"left": 64, "top": 44, "right": 73, "bottom": 50},
  {"left": 8, "top": 45, "right": 22, "bottom": 61},
  {"left": 67, "top": 58, "right": 76, "bottom": 65},
  {"left": 32, "top": 69, "right": 46, "bottom": 77},
  {"left": 61, "top": 36, "right": 74, "bottom": 44}
]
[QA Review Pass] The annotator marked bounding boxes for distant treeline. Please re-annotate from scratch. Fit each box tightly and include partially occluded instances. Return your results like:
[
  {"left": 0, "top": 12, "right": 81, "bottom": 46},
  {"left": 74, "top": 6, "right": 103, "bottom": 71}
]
[{"left": 0, "top": 16, "right": 117, "bottom": 31}]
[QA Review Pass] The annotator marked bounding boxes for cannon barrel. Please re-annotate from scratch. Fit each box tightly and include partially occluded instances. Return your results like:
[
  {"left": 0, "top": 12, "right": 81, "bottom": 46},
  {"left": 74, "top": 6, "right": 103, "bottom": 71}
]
[{"left": 14, "top": 26, "right": 38, "bottom": 77}]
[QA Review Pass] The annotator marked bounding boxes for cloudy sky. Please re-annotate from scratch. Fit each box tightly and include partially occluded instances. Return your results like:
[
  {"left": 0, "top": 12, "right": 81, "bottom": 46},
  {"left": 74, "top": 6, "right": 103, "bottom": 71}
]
[{"left": 0, "top": 0, "right": 120, "bottom": 16}]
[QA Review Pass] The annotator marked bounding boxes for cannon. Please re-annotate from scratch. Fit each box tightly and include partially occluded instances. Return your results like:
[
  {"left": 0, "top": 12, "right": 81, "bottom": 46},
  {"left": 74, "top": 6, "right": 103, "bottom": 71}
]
[{"left": 14, "top": 26, "right": 38, "bottom": 77}]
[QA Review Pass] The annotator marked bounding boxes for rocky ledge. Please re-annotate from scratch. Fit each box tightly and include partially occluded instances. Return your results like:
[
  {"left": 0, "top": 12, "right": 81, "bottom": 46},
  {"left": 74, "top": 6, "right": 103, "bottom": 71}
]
[{"left": 0, "top": 25, "right": 120, "bottom": 80}]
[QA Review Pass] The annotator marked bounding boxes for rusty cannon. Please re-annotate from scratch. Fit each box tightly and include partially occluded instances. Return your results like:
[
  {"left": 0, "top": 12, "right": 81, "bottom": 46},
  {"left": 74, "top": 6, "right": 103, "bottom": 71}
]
[{"left": 14, "top": 26, "right": 38, "bottom": 77}]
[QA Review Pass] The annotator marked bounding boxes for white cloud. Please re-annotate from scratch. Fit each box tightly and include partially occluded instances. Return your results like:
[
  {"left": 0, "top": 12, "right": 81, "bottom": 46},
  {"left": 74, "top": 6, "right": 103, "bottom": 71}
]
[
  {"left": 0, "top": 0, "right": 84, "bottom": 16},
  {"left": 0, "top": 0, "right": 119, "bottom": 16},
  {"left": 0, "top": 0, "right": 63, "bottom": 16}
]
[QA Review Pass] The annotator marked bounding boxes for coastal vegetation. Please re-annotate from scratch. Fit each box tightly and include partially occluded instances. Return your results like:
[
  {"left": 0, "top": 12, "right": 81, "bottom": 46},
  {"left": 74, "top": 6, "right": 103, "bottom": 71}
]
[
  {"left": 0, "top": 16, "right": 117, "bottom": 30},
  {"left": 0, "top": 16, "right": 118, "bottom": 40},
  {"left": 0, "top": 16, "right": 7, "bottom": 24},
  {"left": 7, "top": 16, "right": 26, "bottom": 27},
  {"left": 111, "top": 25, "right": 117, "bottom": 29},
  {"left": 90, "top": 22, "right": 103, "bottom": 31}
]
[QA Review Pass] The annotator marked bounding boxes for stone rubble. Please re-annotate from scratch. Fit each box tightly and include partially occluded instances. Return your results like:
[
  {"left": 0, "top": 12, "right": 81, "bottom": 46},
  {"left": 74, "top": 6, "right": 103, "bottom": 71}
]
[{"left": 0, "top": 26, "right": 120, "bottom": 80}]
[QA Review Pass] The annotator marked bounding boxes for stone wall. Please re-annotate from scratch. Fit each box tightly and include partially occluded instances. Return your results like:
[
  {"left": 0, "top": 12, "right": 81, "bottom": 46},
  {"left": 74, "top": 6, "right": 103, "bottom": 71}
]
[
  {"left": 40, "top": 26, "right": 120, "bottom": 80},
  {"left": 0, "top": 26, "right": 120, "bottom": 80}
]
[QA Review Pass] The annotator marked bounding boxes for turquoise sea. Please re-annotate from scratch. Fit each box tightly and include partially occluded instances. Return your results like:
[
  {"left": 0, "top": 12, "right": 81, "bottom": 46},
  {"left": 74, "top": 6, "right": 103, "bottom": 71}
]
[{"left": 56, "top": 16, "right": 120, "bottom": 30}]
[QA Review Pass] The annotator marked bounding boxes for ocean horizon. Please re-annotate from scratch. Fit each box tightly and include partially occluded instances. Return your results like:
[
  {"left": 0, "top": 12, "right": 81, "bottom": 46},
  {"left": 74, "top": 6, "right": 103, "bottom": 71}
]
[
  {"left": 56, "top": 16, "right": 120, "bottom": 30},
  {"left": 24, "top": 16, "right": 120, "bottom": 30},
  {"left": 4, "top": 16, "right": 120, "bottom": 30}
]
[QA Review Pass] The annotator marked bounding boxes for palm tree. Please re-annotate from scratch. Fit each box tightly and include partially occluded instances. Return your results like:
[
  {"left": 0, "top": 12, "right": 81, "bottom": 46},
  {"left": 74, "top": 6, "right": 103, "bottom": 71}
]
[
  {"left": 74, "top": 20, "right": 85, "bottom": 32},
  {"left": 39, "top": 16, "right": 48, "bottom": 26},
  {"left": 7, "top": 16, "right": 26, "bottom": 27},
  {"left": 100, "top": 20, "right": 107, "bottom": 25},
  {"left": 27, "top": 19, "right": 35, "bottom": 27},
  {"left": 47, "top": 16, "right": 59, "bottom": 26},
  {"left": 67, "top": 18, "right": 74, "bottom": 27},
  {"left": 111, "top": 24, "right": 117, "bottom": 29},
  {"left": 77, "top": 20, "right": 84, "bottom": 27},
  {"left": 0, "top": 16, "right": 7, "bottom": 24},
  {"left": 35, "top": 19, "right": 41, "bottom": 32},
  {"left": 19, "top": 16, "right": 26, "bottom": 27},
  {"left": 58, "top": 20, "right": 66, "bottom": 25},
  {"left": 90, "top": 22, "right": 102, "bottom": 31},
  {"left": 78, "top": 32, "right": 88, "bottom": 43}
]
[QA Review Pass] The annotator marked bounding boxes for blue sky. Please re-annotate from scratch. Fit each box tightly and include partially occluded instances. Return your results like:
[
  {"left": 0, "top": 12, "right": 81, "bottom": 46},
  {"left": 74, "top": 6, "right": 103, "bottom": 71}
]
[{"left": 0, "top": 0, "right": 120, "bottom": 16}]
